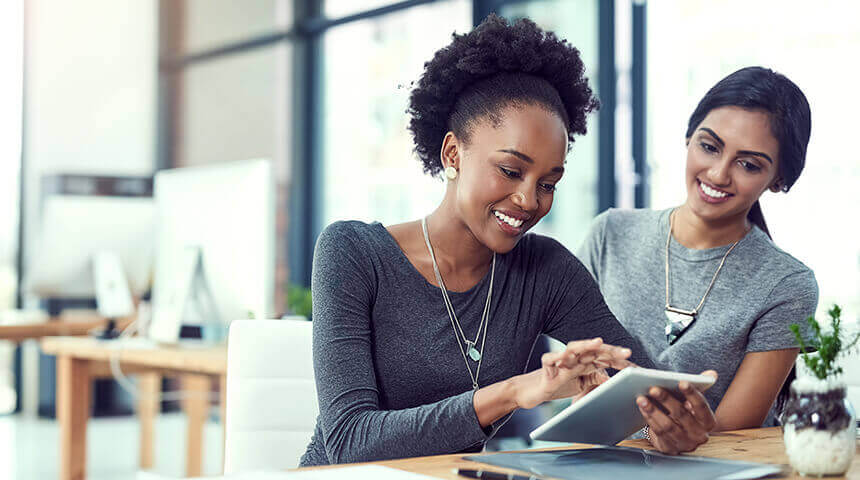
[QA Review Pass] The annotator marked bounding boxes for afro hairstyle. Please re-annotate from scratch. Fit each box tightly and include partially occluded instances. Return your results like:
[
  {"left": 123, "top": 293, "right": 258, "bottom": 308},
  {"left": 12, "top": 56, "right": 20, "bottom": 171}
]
[{"left": 407, "top": 14, "right": 599, "bottom": 177}]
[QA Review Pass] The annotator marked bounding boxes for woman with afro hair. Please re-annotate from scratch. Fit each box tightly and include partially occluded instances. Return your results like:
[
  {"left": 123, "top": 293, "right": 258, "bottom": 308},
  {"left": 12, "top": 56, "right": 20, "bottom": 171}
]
[{"left": 300, "top": 15, "right": 716, "bottom": 467}]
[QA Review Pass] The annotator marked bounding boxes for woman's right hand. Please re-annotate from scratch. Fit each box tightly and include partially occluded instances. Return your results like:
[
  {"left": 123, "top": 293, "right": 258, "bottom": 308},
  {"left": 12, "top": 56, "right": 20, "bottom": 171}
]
[{"left": 512, "top": 337, "right": 632, "bottom": 409}]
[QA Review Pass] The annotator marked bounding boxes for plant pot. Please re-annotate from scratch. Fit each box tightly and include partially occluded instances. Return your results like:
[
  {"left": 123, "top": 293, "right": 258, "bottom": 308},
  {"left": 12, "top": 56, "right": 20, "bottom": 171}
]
[{"left": 781, "top": 376, "right": 856, "bottom": 476}]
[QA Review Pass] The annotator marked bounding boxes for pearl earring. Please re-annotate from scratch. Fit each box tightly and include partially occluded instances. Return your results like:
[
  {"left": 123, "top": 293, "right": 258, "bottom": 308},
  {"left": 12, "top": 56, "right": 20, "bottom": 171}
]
[{"left": 445, "top": 166, "right": 458, "bottom": 180}]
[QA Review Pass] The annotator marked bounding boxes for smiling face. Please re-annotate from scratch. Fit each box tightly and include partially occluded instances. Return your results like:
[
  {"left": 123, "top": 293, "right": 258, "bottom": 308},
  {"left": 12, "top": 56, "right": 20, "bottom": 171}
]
[
  {"left": 442, "top": 103, "right": 568, "bottom": 253},
  {"left": 684, "top": 106, "right": 782, "bottom": 225}
]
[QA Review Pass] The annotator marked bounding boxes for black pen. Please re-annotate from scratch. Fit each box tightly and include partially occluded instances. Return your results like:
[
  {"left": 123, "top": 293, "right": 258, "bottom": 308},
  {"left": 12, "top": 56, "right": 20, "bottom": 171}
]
[{"left": 454, "top": 468, "right": 544, "bottom": 480}]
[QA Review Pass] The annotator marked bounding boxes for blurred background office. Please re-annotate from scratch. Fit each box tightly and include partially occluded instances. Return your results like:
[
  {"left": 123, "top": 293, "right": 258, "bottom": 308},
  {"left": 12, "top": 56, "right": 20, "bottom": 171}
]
[{"left": 1, "top": 0, "right": 858, "bottom": 478}]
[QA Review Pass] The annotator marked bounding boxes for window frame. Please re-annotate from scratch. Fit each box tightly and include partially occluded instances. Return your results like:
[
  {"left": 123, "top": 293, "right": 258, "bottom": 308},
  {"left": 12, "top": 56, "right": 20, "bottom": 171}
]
[{"left": 155, "top": 0, "right": 646, "bottom": 287}]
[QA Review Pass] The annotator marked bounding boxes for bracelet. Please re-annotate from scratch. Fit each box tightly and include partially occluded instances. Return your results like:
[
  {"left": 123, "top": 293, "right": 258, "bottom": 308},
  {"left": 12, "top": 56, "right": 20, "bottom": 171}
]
[{"left": 643, "top": 425, "right": 652, "bottom": 442}]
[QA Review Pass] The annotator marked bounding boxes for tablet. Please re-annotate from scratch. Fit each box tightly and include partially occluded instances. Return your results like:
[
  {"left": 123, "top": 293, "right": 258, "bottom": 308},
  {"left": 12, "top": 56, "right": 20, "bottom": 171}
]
[{"left": 529, "top": 367, "right": 716, "bottom": 445}]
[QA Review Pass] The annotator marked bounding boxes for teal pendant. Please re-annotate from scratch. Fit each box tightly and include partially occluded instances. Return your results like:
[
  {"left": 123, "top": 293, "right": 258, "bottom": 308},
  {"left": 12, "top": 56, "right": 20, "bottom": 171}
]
[{"left": 467, "top": 344, "right": 481, "bottom": 361}]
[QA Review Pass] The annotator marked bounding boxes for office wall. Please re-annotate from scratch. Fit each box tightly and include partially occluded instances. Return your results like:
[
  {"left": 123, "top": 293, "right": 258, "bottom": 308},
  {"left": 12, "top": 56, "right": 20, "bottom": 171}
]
[
  {"left": 0, "top": 0, "right": 23, "bottom": 417},
  {"left": 0, "top": 1, "right": 23, "bottom": 309},
  {"left": 178, "top": 0, "right": 289, "bottom": 176},
  {"left": 20, "top": 0, "right": 158, "bottom": 416},
  {"left": 22, "top": 0, "right": 158, "bottom": 280}
]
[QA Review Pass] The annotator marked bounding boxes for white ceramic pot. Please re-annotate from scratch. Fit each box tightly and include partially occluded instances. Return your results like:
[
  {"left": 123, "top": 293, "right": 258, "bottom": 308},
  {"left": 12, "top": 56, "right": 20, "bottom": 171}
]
[{"left": 782, "top": 376, "right": 856, "bottom": 476}]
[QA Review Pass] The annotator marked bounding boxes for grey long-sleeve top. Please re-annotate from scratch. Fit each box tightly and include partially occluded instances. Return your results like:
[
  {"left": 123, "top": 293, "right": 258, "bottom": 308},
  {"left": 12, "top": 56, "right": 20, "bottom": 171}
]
[{"left": 299, "top": 221, "right": 653, "bottom": 466}]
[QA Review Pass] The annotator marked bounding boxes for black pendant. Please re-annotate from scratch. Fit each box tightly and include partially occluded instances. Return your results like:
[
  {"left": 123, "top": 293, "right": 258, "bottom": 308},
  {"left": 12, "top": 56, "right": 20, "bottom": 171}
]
[{"left": 665, "top": 308, "right": 696, "bottom": 344}]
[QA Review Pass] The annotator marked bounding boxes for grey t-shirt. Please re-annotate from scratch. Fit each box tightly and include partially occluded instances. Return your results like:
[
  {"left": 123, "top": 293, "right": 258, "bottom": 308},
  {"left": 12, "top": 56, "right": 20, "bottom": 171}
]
[
  {"left": 576, "top": 208, "right": 818, "bottom": 426},
  {"left": 300, "top": 221, "right": 653, "bottom": 466}
]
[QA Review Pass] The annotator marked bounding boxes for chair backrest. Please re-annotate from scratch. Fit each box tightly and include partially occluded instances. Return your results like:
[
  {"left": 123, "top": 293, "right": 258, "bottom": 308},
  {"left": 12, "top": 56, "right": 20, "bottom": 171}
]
[{"left": 224, "top": 319, "right": 318, "bottom": 474}]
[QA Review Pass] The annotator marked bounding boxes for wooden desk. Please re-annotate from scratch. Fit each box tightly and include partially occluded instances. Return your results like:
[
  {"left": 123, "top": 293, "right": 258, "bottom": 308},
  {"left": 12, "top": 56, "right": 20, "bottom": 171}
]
[
  {"left": 0, "top": 313, "right": 133, "bottom": 343},
  {"left": 307, "top": 428, "right": 859, "bottom": 479},
  {"left": 0, "top": 315, "right": 162, "bottom": 474},
  {"left": 40, "top": 336, "right": 227, "bottom": 480}
]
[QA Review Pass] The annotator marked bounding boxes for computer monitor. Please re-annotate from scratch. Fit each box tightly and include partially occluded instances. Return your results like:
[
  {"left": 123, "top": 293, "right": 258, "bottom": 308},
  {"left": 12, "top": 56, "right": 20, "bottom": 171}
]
[
  {"left": 148, "top": 158, "right": 275, "bottom": 344},
  {"left": 25, "top": 190, "right": 155, "bottom": 320}
]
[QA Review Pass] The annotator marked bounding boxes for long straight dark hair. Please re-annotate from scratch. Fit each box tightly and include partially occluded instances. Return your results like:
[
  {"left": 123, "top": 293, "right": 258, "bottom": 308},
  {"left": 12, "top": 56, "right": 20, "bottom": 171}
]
[
  {"left": 686, "top": 67, "right": 811, "bottom": 238},
  {"left": 685, "top": 67, "right": 812, "bottom": 419}
]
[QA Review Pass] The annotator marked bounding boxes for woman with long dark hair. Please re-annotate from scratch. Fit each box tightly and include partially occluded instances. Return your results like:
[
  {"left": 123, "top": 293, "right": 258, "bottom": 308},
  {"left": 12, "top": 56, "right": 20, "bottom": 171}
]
[{"left": 577, "top": 66, "right": 816, "bottom": 454}]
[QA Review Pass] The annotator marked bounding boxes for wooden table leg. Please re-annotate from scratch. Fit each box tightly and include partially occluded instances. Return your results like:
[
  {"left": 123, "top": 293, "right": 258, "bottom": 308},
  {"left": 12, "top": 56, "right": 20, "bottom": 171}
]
[
  {"left": 220, "top": 373, "right": 227, "bottom": 473},
  {"left": 181, "top": 374, "right": 210, "bottom": 477},
  {"left": 57, "top": 355, "right": 91, "bottom": 480},
  {"left": 137, "top": 373, "right": 161, "bottom": 470}
]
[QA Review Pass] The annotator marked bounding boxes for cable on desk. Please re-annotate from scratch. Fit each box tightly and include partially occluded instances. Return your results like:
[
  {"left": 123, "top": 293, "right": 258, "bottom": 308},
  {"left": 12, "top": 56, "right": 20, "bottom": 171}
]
[{"left": 104, "top": 316, "right": 222, "bottom": 404}]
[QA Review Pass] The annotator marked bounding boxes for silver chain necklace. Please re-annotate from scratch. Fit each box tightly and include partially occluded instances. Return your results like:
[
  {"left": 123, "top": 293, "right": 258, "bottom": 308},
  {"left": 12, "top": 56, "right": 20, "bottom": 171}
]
[
  {"left": 421, "top": 217, "right": 495, "bottom": 390},
  {"left": 664, "top": 208, "right": 740, "bottom": 344}
]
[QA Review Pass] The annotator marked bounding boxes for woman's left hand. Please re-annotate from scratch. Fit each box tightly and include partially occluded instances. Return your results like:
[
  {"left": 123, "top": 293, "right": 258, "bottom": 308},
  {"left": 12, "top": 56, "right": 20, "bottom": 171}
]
[{"left": 636, "top": 370, "right": 718, "bottom": 455}]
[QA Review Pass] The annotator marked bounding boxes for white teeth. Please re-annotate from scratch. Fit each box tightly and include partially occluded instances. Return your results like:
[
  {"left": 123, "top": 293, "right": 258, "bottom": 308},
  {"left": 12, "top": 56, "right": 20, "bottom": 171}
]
[
  {"left": 700, "top": 182, "right": 728, "bottom": 199},
  {"left": 494, "top": 210, "right": 523, "bottom": 228}
]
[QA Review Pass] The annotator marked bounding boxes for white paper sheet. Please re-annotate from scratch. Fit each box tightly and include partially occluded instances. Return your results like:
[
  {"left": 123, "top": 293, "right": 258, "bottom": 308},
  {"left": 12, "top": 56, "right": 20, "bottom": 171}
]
[{"left": 160, "top": 464, "right": 443, "bottom": 480}]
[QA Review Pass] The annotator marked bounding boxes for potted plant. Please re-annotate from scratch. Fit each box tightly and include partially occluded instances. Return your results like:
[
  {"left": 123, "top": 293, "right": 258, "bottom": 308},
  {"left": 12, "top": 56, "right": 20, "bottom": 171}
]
[
  {"left": 782, "top": 305, "right": 859, "bottom": 476},
  {"left": 284, "top": 284, "right": 312, "bottom": 321}
]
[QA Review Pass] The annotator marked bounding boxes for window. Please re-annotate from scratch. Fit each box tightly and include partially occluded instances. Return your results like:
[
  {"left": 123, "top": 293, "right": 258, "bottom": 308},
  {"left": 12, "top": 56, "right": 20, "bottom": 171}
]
[
  {"left": 183, "top": 0, "right": 290, "bottom": 53},
  {"left": 161, "top": 0, "right": 624, "bottom": 291},
  {"left": 320, "top": 0, "right": 471, "bottom": 227},
  {"left": 499, "top": 0, "right": 601, "bottom": 250},
  {"left": 325, "top": 0, "right": 399, "bottom": 18},
  {"left": 179, "top": 45, "right": 290, "bottom": 170},
  {"left": 165, "top": 1, "right": 291, "bottom": 312}
]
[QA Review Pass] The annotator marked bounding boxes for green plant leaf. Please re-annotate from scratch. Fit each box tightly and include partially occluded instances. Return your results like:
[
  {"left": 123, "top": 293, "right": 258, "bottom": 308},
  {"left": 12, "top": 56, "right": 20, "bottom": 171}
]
[
  {"left": 287, "top": 284, "right": 313, "bottom": 319},
  {"left": 791, "top": 304, "right": 849, "bottom": 380}
]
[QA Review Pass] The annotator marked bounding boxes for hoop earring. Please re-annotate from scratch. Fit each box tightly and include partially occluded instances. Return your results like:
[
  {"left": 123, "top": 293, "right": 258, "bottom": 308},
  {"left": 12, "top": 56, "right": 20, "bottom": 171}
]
[{"left": 445, "top": 166, "right": 458, "bottom": 180}]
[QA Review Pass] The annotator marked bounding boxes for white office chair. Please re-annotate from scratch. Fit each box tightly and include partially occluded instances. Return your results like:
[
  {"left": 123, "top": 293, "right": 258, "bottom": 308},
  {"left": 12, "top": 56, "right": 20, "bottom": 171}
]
[{"left": 224, "top": 319, "right": 318, "bottom": 474}]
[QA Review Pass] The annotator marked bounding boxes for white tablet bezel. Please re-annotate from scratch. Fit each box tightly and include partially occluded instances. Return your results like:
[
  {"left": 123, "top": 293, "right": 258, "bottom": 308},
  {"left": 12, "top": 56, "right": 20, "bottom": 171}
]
[{"left": 529, "top": 367, "right": 716, "bottom": 445}]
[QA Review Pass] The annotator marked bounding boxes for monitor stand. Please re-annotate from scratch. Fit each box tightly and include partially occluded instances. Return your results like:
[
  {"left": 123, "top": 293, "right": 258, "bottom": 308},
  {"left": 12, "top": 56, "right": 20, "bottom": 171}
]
[
  {"left": 92, "top": 251, "right": 134, "bottom": 339},
  {"left": 95, "top": 319, "right": 121, "bottom": 339},
  {"left": 148, "top": 246, "right": 221, "bottom": 344}
]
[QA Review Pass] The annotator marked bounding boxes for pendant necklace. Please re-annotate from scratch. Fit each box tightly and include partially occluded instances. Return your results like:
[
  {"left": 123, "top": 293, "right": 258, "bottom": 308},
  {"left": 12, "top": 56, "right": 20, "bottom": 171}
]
[
  {"left": 421, "top": 217, "right": 494, "bottom": 390},
  {"left": 664, "top": 209, "right": 740, "bottom": 344}
]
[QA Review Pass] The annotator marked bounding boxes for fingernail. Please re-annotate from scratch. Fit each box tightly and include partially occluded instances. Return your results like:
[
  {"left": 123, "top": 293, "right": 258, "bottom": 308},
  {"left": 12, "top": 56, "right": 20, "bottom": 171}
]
[
  {"left": 685, "top": 401, "right": 693, "bottom": 410},
  {"left": 680, "top": 381, "right": 690, "bottom": 391},
  {"left": 620, "top": 348, "right": 631, "bottom": 355}
]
